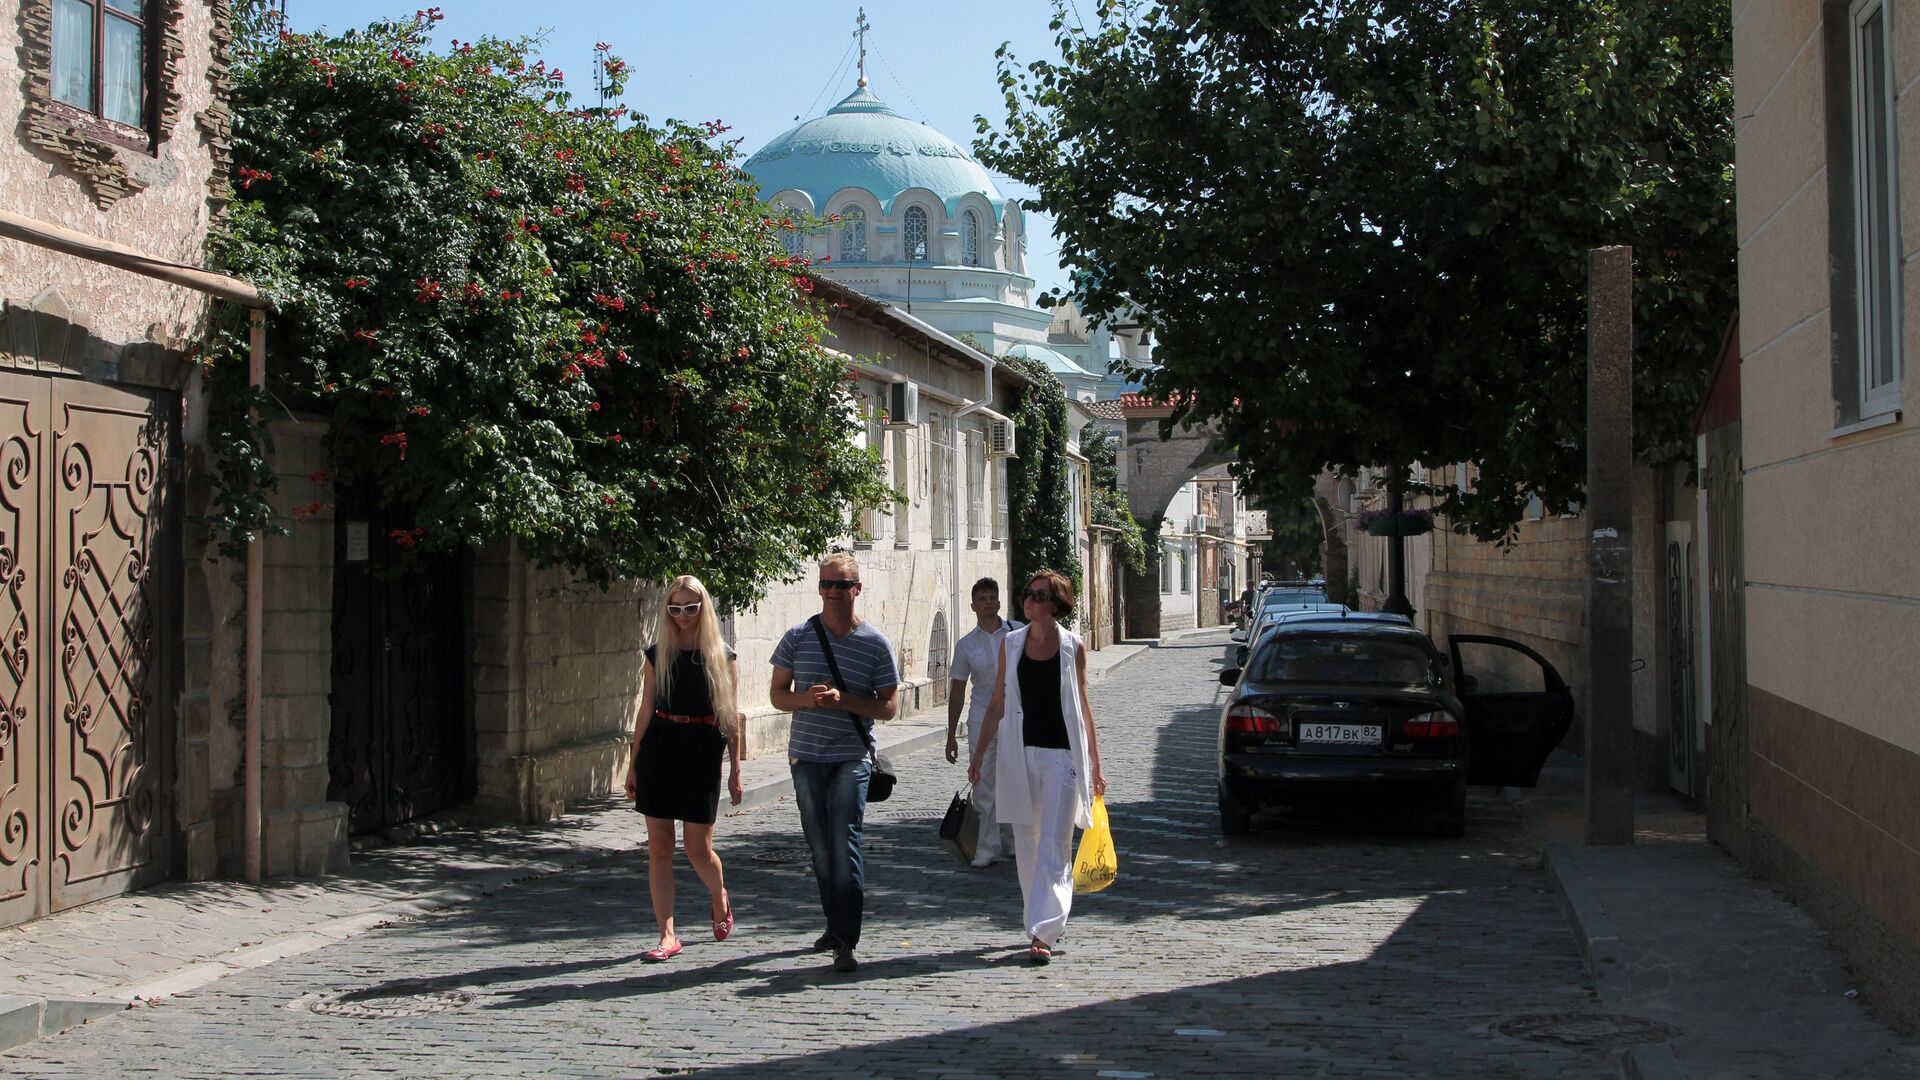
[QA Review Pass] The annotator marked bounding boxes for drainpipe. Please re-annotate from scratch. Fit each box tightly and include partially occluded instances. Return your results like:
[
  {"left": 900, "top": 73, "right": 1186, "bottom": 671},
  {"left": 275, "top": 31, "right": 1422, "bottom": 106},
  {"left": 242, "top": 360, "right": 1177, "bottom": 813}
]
[{"left": 244, "top": 308, "right": 265, "bottom": 884}]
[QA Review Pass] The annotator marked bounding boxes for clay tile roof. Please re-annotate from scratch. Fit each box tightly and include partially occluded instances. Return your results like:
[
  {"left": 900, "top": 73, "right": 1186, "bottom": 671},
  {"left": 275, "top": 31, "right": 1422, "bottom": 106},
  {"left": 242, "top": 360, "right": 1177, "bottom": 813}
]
[{"left": 1081, "top": 400, "right": 1126, "bottom": 419}]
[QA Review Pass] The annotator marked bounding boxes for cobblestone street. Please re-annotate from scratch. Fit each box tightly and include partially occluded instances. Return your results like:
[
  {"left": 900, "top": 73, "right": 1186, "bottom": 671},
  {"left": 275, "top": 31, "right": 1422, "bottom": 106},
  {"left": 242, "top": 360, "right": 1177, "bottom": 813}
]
[{"left": 3, "top": 631, "right": 1615, "bottom": 1078}]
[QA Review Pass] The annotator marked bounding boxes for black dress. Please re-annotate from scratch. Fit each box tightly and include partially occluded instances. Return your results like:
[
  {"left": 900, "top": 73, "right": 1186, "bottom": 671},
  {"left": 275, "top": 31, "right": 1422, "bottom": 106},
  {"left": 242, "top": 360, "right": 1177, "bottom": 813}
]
[{"left": 634, "top": 643, "right": 733, "bottom": 824}]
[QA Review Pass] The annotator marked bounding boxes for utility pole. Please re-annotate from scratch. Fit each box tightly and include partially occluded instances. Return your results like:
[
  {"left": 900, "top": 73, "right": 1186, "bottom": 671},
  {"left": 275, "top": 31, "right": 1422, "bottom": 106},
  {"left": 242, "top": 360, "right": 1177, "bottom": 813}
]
[
  {"left": 1381, "top": 465, "right": 1414, "bottom": 618},
  {"left": 1585, "top": 245, "right": 1635, "bottom": 845}
]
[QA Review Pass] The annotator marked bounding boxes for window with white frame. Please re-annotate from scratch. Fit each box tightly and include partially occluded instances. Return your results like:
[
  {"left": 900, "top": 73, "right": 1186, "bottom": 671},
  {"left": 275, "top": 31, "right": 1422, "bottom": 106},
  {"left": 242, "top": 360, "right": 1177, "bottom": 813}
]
[
  {"left": 993, "top": 457, "right": 1009, "bottom": 540},
  {"left": 782, "top": 228, "right": 805, "bottom": 256},
  {"left": 904, "top": 205, "right": 929, "bottom": 262},
  {"left": 1850, "top": 0, "right": 1903, "bottom": 420},
  {"left": 851, "top": 395, "right": 884, "bottom": 542},
  {"left": 1160, "top": 543, "right": 1173, "bottom": 593},
  {"left": 838, "top": 205, "right": 867, "bottom": 262},
  {"left": 962, "top": 210, "right": 980, "bottom": 266},
  {"left": 928, "top": 411, "right": 952, "bottom": 543},
  {"left": 967, "top": 427, "right": 987, "bottom": 539},
  {"left": 892, "top": 427, "right": 913, "bottom": 540},
  {"left": 1179, "top": 546, "right": 1191, "bottom": 593}
]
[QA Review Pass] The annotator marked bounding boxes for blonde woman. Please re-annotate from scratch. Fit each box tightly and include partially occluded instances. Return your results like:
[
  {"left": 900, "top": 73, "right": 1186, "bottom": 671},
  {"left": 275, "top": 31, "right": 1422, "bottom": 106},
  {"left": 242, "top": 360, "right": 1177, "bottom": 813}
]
[
  {"left": 624, "top": 576, "right": 744, "bottom": 961},
  {"left": 969, "top": 570, "right": 1108, "bottom": 964}
]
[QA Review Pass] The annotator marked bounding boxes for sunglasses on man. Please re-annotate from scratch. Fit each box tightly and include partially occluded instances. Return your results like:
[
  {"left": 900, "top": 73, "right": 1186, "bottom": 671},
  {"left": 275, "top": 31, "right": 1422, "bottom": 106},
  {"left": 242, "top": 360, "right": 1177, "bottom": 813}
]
[{"left": 818, "top": 579, "right": 860, "bottom": 591}]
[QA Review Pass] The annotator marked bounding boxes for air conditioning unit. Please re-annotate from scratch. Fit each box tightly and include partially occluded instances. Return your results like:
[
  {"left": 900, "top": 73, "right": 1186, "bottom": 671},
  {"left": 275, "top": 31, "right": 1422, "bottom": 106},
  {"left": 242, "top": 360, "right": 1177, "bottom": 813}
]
[
  {"left": 987, "top": 418, "right": 1017, "bottom": 457},
  {"left": 884, "top": 381, "right": 919, "bottom": 428},
  {"left": 1190, "top": 514, "right": 1211, "bottom": 535}
]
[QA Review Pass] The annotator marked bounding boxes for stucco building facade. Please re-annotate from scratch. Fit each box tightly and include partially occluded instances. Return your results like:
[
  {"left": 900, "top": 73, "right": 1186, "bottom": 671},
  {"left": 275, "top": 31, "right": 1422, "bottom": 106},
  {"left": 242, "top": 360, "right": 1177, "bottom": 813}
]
[{"left": 1729, "top": 0, "right": 1920, "bottom": 1030}]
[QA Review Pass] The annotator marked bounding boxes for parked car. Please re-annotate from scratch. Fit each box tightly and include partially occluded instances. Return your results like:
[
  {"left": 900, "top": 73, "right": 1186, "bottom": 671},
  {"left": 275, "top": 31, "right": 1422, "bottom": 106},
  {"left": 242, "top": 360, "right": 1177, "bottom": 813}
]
[
  {"left": 1214, "top": 623, "right": 1574, "bottom": 837},
  {"left": 1233, "top": 604, "right": 1352, "bottom": 665},
  {"left": 1231, "top": 583, "right": 1335, "bottom": 642}
]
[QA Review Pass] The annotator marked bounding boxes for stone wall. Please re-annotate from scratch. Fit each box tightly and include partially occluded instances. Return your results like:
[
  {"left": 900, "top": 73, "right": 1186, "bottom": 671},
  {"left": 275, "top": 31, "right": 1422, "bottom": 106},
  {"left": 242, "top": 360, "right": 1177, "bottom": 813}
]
[
  {"left": 1423, "top": 463, "right": 1694, "bottom": 786},
  {"left": 468, "top": 542, "right": 653, "bottom": 824},
  {"left": 251, "top": 417, "right": 349, "bottom": 876}
]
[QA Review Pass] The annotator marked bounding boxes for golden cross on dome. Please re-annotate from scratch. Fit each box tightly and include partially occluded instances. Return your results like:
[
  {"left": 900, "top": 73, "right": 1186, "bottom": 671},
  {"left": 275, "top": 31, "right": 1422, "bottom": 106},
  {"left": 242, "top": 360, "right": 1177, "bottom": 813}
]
[{"left": 854, "top": 7, "right": 869, "bottom": 88}]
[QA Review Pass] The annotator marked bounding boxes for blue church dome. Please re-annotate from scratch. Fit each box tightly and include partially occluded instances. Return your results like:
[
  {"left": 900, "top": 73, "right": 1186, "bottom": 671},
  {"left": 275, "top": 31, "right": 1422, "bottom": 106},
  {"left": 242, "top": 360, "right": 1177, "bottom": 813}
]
[
  {"left": 744, "top": 86, "right": 1006, "bottom": 215},
  {"left": 1004, "top": 341, "right": 1093, "bottom": 379}
]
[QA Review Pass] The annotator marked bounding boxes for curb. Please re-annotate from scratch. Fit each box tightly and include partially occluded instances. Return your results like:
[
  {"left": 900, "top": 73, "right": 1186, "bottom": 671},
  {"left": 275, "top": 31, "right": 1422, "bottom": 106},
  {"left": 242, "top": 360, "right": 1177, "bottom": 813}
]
[
  {"left": 0, "top": 995, "right": 126, "bottom": 1054},
  {"left": 1541, "top": 843, "right": 1630, "bottom": 1001}
]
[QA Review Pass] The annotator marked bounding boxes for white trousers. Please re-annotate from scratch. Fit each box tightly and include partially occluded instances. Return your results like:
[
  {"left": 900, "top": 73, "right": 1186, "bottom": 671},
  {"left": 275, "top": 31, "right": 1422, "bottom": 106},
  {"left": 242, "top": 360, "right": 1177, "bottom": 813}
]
[
  {"left": 965, "top": 713, "right": 1002, "bottom": 858},
  {"left": 1010, "top": 746, "right": 1077, "bottom": 948}
]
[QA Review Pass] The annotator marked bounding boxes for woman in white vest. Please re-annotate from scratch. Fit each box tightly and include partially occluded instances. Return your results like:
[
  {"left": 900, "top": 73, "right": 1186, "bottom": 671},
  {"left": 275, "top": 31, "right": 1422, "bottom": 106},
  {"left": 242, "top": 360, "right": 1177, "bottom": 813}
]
[{"left": 968, "top": 569, "right": 1108, "bottom": 964}]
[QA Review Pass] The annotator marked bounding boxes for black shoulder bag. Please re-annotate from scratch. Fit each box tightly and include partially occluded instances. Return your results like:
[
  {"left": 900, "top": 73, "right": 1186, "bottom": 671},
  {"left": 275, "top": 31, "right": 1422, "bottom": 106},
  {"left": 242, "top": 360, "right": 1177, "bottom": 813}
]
[{"left": 808, "top": 615, "right": 898, "bottom": 802}]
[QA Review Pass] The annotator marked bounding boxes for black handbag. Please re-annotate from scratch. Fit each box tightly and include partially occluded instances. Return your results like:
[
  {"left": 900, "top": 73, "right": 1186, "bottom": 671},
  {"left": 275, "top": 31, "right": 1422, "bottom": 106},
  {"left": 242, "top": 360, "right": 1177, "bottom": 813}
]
[
  {"left": 938, "top": 789, "right": 980, "bottom": 867},
  {"left": 808, "top": 615, "right": 898, "bottom": 803}
]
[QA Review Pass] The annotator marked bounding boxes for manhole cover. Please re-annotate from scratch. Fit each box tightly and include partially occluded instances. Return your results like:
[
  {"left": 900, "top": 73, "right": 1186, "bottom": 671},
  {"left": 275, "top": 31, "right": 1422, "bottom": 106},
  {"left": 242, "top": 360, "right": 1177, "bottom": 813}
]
[
  {"left": 868, "top": 808, "right": 946, "bottom": 822},
  {"left": 751, "top": 846, "right": 812, "bottom": 863},
  {"left": 1494, "top": 1012, "right": 1681, "bottom": 1048},
  {"left": 308, "top": 985, "right": 476, "bottom": 1018}
]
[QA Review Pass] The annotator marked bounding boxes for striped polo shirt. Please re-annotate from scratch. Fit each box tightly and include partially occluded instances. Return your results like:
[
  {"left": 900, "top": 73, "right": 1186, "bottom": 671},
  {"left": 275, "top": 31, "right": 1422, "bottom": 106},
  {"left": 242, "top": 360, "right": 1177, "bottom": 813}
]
[{"left": 771, "top": 618, "right": 900, "bottom": 763}]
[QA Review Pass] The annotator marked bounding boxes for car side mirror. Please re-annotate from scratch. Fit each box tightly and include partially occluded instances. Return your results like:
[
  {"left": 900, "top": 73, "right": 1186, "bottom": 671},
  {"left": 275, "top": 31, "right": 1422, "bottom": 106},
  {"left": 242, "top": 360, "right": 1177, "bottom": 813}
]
[
  {"left": 1218, "top": 668, "right": 1241, "bottom": 686},
  {"left": 1235, "top": 645, "right": 1249, "bottom": 666}
]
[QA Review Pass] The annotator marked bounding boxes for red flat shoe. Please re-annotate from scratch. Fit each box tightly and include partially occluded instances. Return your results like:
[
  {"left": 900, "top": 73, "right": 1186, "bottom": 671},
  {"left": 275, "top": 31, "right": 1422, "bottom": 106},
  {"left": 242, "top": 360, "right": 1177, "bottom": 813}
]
[
  {"left": 713, "top": 903, "right": 735, "bottom": 942},
  {"left": 642, "top": 941, "right": 682, "bottom": 962}
]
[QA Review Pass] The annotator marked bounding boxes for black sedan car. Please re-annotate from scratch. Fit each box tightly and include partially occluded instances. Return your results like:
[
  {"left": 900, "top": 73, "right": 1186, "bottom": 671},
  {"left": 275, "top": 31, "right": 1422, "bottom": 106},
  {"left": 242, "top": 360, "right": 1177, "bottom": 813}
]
[{"left": 1215, "top": 621, "right": 1573, "bottom": 837}]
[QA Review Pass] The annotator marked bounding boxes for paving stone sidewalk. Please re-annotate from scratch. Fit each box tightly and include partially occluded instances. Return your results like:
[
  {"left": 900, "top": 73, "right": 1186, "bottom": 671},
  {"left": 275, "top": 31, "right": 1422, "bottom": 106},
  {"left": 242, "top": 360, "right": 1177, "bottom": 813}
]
[
  {"left": 4, "top": 628, "right": 1619, "bottom": 1078},
  {"left": 1514, "top": 765, "right": 1920, "bottom": 1080},
  {"left": 0, "top": 632, "right": 1161, "bottom": 1020}
]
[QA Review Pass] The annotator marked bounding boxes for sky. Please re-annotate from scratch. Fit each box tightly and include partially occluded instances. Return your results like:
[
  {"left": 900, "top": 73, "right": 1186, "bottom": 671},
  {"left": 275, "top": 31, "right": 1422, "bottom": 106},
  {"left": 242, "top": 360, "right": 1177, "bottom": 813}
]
[{"left": 287, "top": 0, "right": 1084, "bottom": 298}]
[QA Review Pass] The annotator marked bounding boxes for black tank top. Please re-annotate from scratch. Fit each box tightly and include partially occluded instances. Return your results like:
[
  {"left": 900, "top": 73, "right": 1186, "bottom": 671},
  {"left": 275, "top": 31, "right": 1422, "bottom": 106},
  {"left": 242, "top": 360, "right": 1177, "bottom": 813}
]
[{"left": 1018, "top": 650, "right": 1069, "bottom": 749}]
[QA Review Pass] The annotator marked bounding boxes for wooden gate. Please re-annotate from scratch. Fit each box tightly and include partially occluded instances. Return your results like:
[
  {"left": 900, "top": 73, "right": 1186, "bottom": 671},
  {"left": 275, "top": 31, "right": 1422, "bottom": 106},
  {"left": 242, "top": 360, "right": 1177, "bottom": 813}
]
[
  {"left": 1703, "top": 421, "right": 1748, "bottom": 856},
  {"left": 327, "top": 491, "right": 467, "bottom": 833},
  {"left": 0, "top": 371, "right": 175, "bottom": 928}
]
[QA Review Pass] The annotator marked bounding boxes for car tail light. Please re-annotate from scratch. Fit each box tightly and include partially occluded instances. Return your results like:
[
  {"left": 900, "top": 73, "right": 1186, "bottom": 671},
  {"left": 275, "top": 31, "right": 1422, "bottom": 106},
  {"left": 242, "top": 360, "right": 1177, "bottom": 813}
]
[
  {"left": 1226, "top": 704, "right": 1282, "bottom": 734},
  {"left": 1402, "top": 711, "right": 1460, "bottom": 737}
]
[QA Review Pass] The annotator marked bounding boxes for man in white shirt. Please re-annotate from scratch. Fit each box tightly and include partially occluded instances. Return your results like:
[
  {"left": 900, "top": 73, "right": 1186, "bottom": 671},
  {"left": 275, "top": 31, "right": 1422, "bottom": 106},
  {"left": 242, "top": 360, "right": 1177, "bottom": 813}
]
[{"left": 945, "top": 577, "right": 1019, "bottom": 867}]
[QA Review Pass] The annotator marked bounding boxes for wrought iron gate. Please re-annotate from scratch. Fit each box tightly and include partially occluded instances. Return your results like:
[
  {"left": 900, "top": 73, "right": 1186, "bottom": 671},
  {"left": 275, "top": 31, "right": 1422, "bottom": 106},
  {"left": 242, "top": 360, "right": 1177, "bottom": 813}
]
[
  {"left": 1703, "top": 422, "right": 1748, "bottom": 854},
  {"left": 1, "top": 372, "right": 175, "bottom": 929},
  {"left": 327, "top": 491, "right": 467, "bottom": 833},
  {"left": 1665, "top": 523, "right": 1697, "bottom": 797}
]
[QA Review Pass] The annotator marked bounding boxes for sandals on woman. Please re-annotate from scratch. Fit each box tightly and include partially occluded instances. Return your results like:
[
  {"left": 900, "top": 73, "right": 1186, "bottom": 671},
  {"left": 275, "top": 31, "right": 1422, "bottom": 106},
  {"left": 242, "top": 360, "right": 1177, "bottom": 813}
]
[{"left": 1028, "top": 940, "right": 1053, "bottom": 965}]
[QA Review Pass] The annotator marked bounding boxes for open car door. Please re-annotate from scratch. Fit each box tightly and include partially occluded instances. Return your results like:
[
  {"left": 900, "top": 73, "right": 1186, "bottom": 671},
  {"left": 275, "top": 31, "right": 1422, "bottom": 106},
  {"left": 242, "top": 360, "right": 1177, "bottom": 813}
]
[{"left": 1449, "top": 635, "right": 1576, "bottom": 787}]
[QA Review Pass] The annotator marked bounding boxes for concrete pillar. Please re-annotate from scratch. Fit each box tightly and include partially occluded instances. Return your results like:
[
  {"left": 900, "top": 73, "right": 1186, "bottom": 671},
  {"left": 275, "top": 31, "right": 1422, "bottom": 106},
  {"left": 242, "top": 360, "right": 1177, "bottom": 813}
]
[{"left": 1585, "top": 245, "right": 1635, "bottom": 845}]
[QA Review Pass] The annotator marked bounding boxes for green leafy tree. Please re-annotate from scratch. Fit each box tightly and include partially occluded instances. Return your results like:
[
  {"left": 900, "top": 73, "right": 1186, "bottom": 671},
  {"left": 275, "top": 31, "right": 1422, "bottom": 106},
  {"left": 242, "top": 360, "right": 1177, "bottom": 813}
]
[
  {"left": 209, "top": 12, "right": 889, "bottom": 608},
  {"left": 1002, "top": 354, "right": 1083, "bottom": 621},
  {"left": 1259, "top": 499, "right": 1324, "bottom": 578},
  {"left": 1080, "top": 425, "right": 1149, "bottom": 572},
  {"left": 977, "top": 0, "right": 1733, "bottom": 540}
]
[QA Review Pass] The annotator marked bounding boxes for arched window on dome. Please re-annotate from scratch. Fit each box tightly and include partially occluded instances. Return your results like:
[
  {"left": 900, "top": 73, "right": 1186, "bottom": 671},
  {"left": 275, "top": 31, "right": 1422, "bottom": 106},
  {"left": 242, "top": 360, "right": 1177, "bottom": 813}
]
[
  {"left": 838, "top": 206, "right": 867, "bottom": 262},
  {"left": 781, "top": 228, "right": 805, "bottom": 257},
  {"left": 903, "top": 206, "right": 928, "bottom": 262},
  {"left": 962, "top": 210, "right": 980, "bottom": 267}
]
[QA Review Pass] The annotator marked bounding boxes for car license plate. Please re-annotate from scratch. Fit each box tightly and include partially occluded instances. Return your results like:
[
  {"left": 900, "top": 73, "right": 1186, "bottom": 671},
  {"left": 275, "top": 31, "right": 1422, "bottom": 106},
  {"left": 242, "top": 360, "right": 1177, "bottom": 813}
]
[{"left": 1296, "top": 722, "right": 1382, "bottom": 745}]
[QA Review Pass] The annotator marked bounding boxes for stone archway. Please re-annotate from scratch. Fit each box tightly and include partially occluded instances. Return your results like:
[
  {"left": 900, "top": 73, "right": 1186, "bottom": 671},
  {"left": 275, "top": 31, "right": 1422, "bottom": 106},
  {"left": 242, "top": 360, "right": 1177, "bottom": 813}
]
[{"left": 1110, "top": 406, "right": 1236, "bottom": 639}]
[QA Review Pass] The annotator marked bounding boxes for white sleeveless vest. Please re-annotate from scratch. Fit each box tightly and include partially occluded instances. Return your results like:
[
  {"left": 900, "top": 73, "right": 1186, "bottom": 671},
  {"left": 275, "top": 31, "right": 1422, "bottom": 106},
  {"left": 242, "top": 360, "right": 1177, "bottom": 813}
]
[{"left": 992, "top": 624, "right": 1095, "bottom": 830}]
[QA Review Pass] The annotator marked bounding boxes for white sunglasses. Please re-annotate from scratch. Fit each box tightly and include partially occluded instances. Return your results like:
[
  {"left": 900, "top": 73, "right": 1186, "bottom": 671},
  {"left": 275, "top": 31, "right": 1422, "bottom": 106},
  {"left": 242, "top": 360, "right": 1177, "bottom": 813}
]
[{"left": 666, "top": 602, "right": 702, "bottom": 617}]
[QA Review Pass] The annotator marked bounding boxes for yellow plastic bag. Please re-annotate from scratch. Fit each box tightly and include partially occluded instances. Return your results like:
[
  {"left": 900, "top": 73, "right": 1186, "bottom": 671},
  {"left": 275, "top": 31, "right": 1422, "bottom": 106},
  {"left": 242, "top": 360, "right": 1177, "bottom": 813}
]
[{"left": 1073, "top": 796, "right": 1117, "bottom": 894}]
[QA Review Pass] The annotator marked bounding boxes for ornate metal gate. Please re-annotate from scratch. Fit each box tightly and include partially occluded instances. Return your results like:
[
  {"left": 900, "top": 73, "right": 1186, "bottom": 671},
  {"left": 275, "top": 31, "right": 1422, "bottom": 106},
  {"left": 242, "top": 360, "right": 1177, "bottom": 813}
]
[
  {"left": 1665, "top": 523, "right": 1697, "bottom": 798},
  {"left": 1, "top": 371, "right": 175, "bottom": 929},
  {"left": 1703, "top": 421, "right": 1748, "bottom": 855},
  {"left": 327, "top": 490, "right": 467, "bottom": 833}
]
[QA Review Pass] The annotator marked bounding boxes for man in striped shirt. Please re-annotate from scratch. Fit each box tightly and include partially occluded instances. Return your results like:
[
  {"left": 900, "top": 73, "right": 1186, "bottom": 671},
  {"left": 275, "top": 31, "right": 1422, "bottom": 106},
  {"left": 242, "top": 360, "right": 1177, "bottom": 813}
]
[{"left": 769, "top": 552, "right": 900, "bottom": 974}]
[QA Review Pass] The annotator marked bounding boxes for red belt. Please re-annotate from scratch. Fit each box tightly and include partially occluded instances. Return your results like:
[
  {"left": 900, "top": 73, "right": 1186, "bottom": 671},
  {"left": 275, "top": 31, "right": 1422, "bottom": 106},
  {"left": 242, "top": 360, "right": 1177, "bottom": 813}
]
[{"left": 655, "top": 710, "right": 717, "bottom": 726}]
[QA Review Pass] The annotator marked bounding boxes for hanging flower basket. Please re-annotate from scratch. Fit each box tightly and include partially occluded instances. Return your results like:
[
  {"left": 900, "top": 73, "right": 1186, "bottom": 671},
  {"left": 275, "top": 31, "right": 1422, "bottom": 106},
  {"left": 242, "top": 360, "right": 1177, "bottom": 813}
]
[{"left": 1358, "top": 507, "right": 1435, "bottom": 537}]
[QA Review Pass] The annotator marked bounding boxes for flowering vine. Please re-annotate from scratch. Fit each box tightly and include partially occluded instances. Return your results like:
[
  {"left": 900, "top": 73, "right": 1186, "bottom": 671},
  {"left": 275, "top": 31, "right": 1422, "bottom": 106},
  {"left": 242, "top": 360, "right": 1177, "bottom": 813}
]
[{"left": 208, "top": 11, "right": 886, "bottom": 607}]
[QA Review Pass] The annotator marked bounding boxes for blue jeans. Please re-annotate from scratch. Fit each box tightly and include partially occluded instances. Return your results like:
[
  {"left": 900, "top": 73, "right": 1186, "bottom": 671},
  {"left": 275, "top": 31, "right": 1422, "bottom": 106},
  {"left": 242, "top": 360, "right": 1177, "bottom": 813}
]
[{"left": 790, "top": 757, "right": 870, "bottom": 950}]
